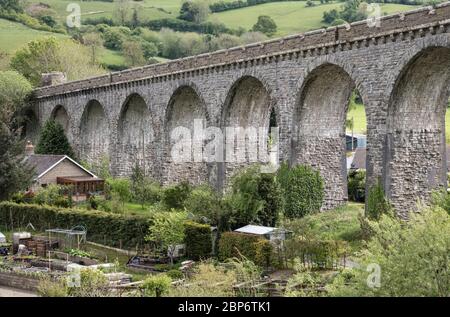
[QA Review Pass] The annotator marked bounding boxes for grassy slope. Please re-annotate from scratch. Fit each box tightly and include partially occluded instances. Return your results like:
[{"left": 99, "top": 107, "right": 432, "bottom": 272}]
[{"left": 210, "top": 2, "right": 417, "bottom": 36}]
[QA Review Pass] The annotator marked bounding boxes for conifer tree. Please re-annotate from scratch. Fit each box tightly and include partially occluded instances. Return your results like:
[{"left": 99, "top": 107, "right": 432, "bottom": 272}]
[{"left": 35, "top": 120, "right": 75, "bottom": 158}]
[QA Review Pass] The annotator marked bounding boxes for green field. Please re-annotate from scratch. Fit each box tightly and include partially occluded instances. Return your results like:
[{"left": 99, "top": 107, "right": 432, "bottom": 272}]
[
  {"left": 210, "top": 2, "right": 417, "bottom": 36},
  {"left": 347, "top": 103, "right": 450, "bottom": 143}
]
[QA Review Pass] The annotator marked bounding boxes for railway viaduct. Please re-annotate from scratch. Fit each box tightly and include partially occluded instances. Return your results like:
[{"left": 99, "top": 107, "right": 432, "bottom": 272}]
[{"left": 27, "top": 3, "right": 450, "bottom": 216}]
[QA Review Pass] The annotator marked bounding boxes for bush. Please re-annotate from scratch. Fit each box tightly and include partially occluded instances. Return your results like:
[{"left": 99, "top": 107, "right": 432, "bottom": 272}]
[
  {"left": 224, "top": 165, "right": 283, "bottom": 229},
  {"left": 278, "top": 163, "right": 324, "bottom": 219},
  {"left": 32, "top": 184, "right": 73, "bottom": 208},
  {"left": 347, "top": 170, "right": 366, "bottom": 202},
  {"left": 141, "top": 274, "right": 172, "bottom": 297},
  {"left": 431, "top": 189, "right": 450, "bottom": 215},
  {"left": 166, "top": 269, "right": 184, "bottom": 280},
  {"left": 0, "top": 201, "right": 151, "bottom": 248},
  {"left": 218, "top": 232, "right": 274, "bottom": 268},
  {"left": 328, "top": 206, "right": 450, "bottom": 296},
  {"left": 184, "top": 221, "right": 212, "bottom": 260},
  {"left": 366, "top": 179, "right": 391, "bottom": 220},
  {"left": 162, "top": 181, "right": 191, "bottom": 209}
]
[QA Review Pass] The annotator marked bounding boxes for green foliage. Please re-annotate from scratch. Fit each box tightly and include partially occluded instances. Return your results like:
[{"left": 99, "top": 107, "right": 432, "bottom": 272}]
[
  {"left": 328, "top": 207, "right": 450, "bottom": 296},
  {"left": 66, "top": 248, "right": 96, "bottom": 259},
  {"left": 252, "top": 15, "right": 277, "bottom": 36},
  {"left": 67, "top": 269, "right": 110, "bottom": 297},
  {"left": 366, "top": 179, "right": 391, "bottom": 221},
  {"left": 141, "top": 274, "right": 172, "bottom": 297},
  {"left": 278, "top": 163, "right": 324, "bottom": 219},
  {"left": 224, "top": 165, "right": 282, "bottom": 228},
  {"left": 0, "top": 201, "right": 151, "bottom": 248},
  {"left": 162, "top": 181, "right": 192, "bottom": 209},
  {"left": 322, "top": 0, "right": 368, "bottom": 25},
  {"left": 170, "top": 261, "right": 237, "bottom": 297},
  {"left": 35, "top": 120, "right": 75, "bottom": 157},
  {"left": 285, "top": 237, "right": 348, "bottom": 270},
  {"left": 0, "top": 70, "right": 33, "bottom": 200},
  {"left": 10, "top": 37, "right": 103, "bottom": 86},
  {"left": 431, "top": 189, "right": 450, "bottom": 215},
  {"left": 130, "top": 164, "right": 161, "bottom": 208},
  {"left": 146, "top": 211, "right": 187, "bottom": 264},
  {"left": 105, "top": 178, "right": 131, "bottom": 212},
  {"left": 184, "top": 221, "right": 212, "bottom": 260},
  {"left": 284, "top": 259, "right": 326, "bottom": 297},
  {"left": 218, "top": 232, "right": 274, "bottom": 268},
  {"left": 347, "top": 170, "right": 366, "bottom": 202},
  {"left": 37, "top": 276, "right": 68, "bottom": 297},
  {"left": 166, "top": 269, "right": 184, "bottom": 280},
  {"left": 179, "top": 0, "right": 211, "bottom": 23},
  {"left": 32, "top": 184, "right": 73, "bottom": 208}
]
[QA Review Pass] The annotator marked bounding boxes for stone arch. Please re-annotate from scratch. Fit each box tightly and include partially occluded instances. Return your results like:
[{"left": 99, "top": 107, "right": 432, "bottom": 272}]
[
  {"left": 292, "top": 63, "right": 361, "bottom": 209},
  {"left": 51, "top": 105, "right": 70, "bottom": 133},
  {"left": 385, "top": 46, "right": 450, "bottom": 217},
  {"left": 79, "top": 100, "right": 110, "bottom": 166},
  {"left": 219, "top": 75, "right": 274, "bottom": 188},
  {"left": 164, "top": 85, "right": 210, "bottom": 185},
  {"left": 22, "top": 108, "right": 40, "bottom": 144},
  {"left": 117, "top": 93, "right": 153, "bottom": 176}
]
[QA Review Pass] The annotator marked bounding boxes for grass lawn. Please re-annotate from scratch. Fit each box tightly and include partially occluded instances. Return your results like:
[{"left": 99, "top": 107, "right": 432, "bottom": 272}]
[
  {"left": 210, "top": 2, "right": 418, "bottom": 36},
  {"left": 284, "top": 202, "right": 365, "bottom": 253}
]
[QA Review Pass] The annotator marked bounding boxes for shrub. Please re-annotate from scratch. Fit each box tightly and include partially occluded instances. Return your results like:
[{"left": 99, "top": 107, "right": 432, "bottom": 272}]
[
  {"left": 347, "top": 169, "right": 366, "bottom": 202},
  {"left": 141, "top": 274, "right": 172, "bottom": 297},
  {"left": 184, "top": 221, "right": 212, "bottom": 260},
  {"left": 166, "top": 269, "right": 184, "bottom": 280},
  {"left": 366, "top": 179, "right": 391, "bottom": 220},
  {"left": 278, "top": 163, "right": 324, "bottom": 219},
  {"left": 32, "top": 184, "right": 73, "bottom": 208},
  {"left": 218, "top": 232, "right": 274, "bottom": 268},
  {"left": 67, "top": 269, "right": 110, "bottom": 297},
  {"left": 224, "top": 165, "right": 282, "bottom": 228},
  {"left": 328, "top": 206, "right": 450, "bottom": 296},
  {"left": 0, "top": 201, "right": 151, "bottom": 248},
  {"left": 37, "top": 276, "right": 68, "bottom": 297},
  {"left": 162, "top": 181, "right": 191, "bottom": 209},
  {"left": 431, "top": 189, "right": 450, "bottom": 215}
]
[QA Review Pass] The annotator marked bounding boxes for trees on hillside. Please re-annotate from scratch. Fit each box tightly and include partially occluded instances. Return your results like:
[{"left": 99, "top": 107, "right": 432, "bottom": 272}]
[
  {"left": 252, "top": 15, "right": 277, "bottom": 36},
  {"left": 0, "top": 70, "right": 34, "bottom": 200},
  {"left": 10, "top": 37, "right": 104, "bottom": 86},
  {"left": 35, "top": 120, "right": 75, "bottom": 158},
  {"left": 179, "top": 1, "right": 211, "bottom": 24}
]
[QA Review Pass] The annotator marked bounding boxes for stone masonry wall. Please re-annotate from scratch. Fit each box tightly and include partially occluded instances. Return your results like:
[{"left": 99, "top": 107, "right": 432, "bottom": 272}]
[{"left": 30, "top": 3, "right": 450, "bottom": 213}]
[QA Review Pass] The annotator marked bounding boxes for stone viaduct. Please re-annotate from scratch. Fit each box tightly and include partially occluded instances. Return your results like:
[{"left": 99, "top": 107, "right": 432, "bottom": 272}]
[{"left": 27, "top": 3, "right": 450, "bottom": 217}]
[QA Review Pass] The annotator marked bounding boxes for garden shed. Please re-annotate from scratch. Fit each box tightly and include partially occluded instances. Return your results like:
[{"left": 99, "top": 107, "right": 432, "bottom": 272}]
[{"left": 234, "top": 225, "right": 292, "bottom": 243}]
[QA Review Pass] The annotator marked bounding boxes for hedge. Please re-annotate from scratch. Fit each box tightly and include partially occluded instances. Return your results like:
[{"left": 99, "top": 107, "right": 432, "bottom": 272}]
[
  {"left": 218, "top": 232, "right": 274, "bottom": 268},
  {"left": 184, "top": 221, "right": 212, "bottom": 260},
  {"left": 0, "top": 202, "right": 151, "bottom": 249}
]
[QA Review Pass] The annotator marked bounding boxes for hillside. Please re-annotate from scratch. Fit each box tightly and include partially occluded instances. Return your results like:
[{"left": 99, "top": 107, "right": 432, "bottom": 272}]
[{"left": 209, "top": 2, "right": 417, "bottom": 36}]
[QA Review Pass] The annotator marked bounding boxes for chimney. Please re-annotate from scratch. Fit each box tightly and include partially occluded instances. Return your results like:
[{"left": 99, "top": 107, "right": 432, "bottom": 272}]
[
  {"left": 25, "top": 140, "right": 34, "bottom": 156},
  {"left": 40, "top": 72, "right": 67, "bottom": 87}
]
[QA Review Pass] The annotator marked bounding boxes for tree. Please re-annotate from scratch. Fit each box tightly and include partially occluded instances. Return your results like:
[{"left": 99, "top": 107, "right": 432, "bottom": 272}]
[
  {"left": 323, "top": 9, "right": 339, "bottom": 24},
  {"left": 146, "top": 211, "right": 187, "bottom": 265},
  {"left": 83, "top": 32, "right": 104, "bottom": 64},
  {"left": 113, "top": 0, "right": 131, "bottom": 25},
  {"left": 141, "top": 41, "right": 159, "bottom": 60},
  {"left": 130, "top": 163, "right": 161, "bottom": 208},
  {"left": 35, "top": 120, "right": 75, "bottom": 157},
  {"left": 179, "top": 1, "right": 210, "bottom": 23},
  {"left": 0, "top": 0, "right": 23, "bottom": 12},
  {"left": 10, "top": 37, "right": 104, "bottom": 86},
  {"left": 0, "top": 71, "right": 34, "bottom": 200},
  {"left": 106, "top": 178, "right": 131, "bottom": 212},
  {"left": 141, "top": 274, "right": 172, "bottom": 297},
  {"left": 122, "top": 40, "right": 146, "bottom": 66},
  {"left": 252, "top": 15, "right": 277, "bottom": 37}
]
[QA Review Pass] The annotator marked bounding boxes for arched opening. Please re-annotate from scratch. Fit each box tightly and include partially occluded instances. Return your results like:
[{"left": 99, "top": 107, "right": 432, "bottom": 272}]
[
  {"left": 117, "top": 94, "right": 153, "bottom": 176},
  {"left": 385, "top": 47, "right": 450, "bottom": 217},
  {"left": 165, "top": 86, "right": 209, "bottom": 185},
  {"left": 292, "top": 64, "right": 365, "bottom": 209},
  {"left": 22, "top": 108, "right": 40, "bottom": 144},
  {"left": 80, "top": 100, "right": 110, "bottom": 166},
  {"left": 220, "top": 76, "right": 273, "bottom": 188},
  {"left": 51, "top": 105, "right": 69, "bottom": 133}
]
